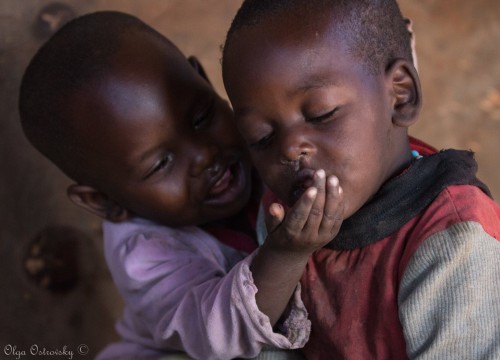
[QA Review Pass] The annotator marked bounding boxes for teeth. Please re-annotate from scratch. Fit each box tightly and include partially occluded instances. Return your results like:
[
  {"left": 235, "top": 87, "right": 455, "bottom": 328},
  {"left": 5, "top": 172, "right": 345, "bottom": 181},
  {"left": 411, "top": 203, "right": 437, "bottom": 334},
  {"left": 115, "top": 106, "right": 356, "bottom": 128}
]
[
  {"left": 208, "top": 163, "right": 221, "bottom": 177},
  {"left": 209, "top": 168, "right": 233, "bottom": 195},
  {"left": 213, "top": 171, "right": 226, "bottom": 187}
]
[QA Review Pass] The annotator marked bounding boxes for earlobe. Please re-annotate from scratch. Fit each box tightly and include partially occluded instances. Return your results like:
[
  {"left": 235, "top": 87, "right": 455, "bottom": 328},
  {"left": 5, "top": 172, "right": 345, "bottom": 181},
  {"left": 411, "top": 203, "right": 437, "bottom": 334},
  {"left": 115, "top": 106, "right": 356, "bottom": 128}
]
[
  {"left": 67, "top": 184, "right": 130, "bottom": 222},
  {"left": 386, "top": 59, "right": 422, "bottom": 127},
  {"left": 187, "top": 56, "right": 211, "bottom": 85}
]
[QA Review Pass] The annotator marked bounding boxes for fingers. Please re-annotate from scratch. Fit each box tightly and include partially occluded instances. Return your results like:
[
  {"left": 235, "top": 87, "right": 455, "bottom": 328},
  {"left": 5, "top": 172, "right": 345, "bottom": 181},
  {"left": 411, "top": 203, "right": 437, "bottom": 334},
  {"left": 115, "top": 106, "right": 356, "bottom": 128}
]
[
  {"left": 285, "top": 169, "right": 325, "bottom": 233},
  {"left": 279, "top": 169, "right": 343, "bottom": 244},
  {"left": 303, "top": 169, "right": 326, "bottom": 231},
  {"left": 267, "top": 169, "right": 344, "bottom": 254},
  {"left": 284, "top": 186, "right": 317, "bottom": 233},
  {"left": 265, "top": 203, "right": 285, "bottom": 233},
  {"left": 319, "top": 175, "right": 344, "bottom": 236}
]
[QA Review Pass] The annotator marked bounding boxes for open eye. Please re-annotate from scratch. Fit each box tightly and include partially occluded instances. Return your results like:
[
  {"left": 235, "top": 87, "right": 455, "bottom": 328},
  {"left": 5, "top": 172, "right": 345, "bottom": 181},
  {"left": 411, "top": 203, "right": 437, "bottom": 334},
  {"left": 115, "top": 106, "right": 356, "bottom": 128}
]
[
  {"left": 143, "top": 153, "right": 173, "bottom": 180},
  {"left": 249, "top": 132, "right": 274, "bottom": 150},
  {"left": 306, "top": 107, "right": 339, "bottom": 124},
  {"left": 193, "top": 97, "right": 216, "bottom": 130}
]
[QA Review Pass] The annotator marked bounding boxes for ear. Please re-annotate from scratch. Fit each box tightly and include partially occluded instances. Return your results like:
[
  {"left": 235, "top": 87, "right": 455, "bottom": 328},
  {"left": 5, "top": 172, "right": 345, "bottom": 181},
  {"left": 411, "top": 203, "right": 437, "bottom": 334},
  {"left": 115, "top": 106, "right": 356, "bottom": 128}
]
[
  {"left": 67, "top": 184, "right": 130, "bottom": 222},
  {"left": 386, "top": 59, "right": 422, "bottom": 128},
  {"left": 187, "top": 56, "right": 211, "bottom": 85}
]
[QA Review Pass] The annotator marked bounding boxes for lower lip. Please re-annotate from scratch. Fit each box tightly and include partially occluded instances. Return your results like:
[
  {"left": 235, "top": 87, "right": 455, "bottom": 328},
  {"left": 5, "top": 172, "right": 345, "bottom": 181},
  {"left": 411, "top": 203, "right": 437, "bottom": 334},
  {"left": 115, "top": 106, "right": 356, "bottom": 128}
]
[{"left": 204, "top": 162, "right": 247, "bottom": 206}]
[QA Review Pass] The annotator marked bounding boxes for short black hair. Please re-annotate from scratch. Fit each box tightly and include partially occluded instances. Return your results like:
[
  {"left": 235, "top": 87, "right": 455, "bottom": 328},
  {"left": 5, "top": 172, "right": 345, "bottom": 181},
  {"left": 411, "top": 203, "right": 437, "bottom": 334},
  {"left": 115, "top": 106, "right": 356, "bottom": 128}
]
[
  {"left": 19, "top": 11, "right": 175, "bottom": 183},
  {"left": 222, "top": 0, "right": 413, "bottom": 75}
]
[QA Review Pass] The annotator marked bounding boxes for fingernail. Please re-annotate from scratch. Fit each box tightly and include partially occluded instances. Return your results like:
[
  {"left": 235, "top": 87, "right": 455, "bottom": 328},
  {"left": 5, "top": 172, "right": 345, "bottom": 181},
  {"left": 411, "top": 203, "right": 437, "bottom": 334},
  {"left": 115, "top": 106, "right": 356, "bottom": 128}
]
[
  {"left": 316, "top": 169, "right": 325, "bottom": 178},
  {"left": 308, "top": 187, "right": 318, "bottom": 198},
  {"left": 329, "top": 176, "right": 339, "bottom": 187}
]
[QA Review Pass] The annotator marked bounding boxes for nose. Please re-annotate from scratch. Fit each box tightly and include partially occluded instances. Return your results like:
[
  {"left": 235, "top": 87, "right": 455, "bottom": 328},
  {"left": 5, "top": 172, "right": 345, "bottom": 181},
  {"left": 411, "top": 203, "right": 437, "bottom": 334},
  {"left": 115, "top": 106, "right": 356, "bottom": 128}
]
[
  {"left": 279, "top": 126, "right": 315, "bottom": 166},
  {"left": 189, "top": 142, "right": 219, "bottom": 177}
]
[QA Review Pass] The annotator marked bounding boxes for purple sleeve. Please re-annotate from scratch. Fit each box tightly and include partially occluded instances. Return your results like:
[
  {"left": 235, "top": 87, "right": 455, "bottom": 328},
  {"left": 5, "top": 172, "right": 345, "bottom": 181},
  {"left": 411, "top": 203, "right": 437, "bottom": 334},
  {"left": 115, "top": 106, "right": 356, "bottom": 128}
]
[{"left": 103, "top": 229, "right": 310, "bottom": 360}]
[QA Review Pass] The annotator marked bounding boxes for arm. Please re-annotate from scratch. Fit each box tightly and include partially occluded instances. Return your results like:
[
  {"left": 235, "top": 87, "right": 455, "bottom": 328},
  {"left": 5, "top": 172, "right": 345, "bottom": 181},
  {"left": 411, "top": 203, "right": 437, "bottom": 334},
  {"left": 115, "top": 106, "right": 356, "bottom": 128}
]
[
  {"left": 107, "top": 225, "right": 310, "bottom": 360},
  {"left": 398, "top": 221, "right": 500, "bottom": 359},
  {"left": 252, "top": 169, "right": 344, "bottom": 325}
]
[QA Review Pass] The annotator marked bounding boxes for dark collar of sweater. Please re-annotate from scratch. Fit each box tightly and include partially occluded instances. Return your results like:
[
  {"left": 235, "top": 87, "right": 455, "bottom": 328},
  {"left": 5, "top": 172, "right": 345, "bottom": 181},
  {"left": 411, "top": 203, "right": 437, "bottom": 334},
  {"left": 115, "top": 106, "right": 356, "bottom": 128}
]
[{"left": 328, "top": 149, "right": 491, "bottom": 251}]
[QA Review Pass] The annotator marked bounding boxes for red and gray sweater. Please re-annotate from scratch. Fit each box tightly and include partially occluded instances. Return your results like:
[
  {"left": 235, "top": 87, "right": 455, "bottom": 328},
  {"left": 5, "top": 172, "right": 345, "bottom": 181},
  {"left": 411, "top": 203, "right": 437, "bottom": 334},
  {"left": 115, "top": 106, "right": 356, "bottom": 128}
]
[{"left": 262, "top": 138, "right": 500, "bottom": 359}]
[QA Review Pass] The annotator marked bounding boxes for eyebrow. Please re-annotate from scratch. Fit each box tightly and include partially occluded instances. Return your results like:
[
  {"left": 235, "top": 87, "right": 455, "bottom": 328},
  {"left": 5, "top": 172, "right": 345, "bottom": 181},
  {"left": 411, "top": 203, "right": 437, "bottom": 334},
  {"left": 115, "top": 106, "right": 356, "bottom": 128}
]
[
  {"left": 289, "top": 77, "right": 337, "bottom": 97},
  {"left": 234, "top": 76, "right": 337, "bottom": 118}
]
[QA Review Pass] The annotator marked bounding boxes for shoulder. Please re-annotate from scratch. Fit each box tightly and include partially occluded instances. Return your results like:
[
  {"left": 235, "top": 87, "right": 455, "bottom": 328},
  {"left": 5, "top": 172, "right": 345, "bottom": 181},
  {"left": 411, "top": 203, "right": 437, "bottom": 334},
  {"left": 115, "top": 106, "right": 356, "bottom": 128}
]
[
  {"left": 417, "top": 185, "right": 500, "bottom": 241},
  {"left": 102, "top": 218, "right": 218, "bottom": 257},
  {"left": 405, "top": 184, "right": 500, "bottom": 246},
  {"left": 102, "top": 218, "right": 244, "bottom": 287},
  {"left": 397, "top": 184, "right": 499, "bottom": 282},
  {"left": 398, "top": 201, "right": 500, "bottom": 358},
  {"left": 400, "top": 184, "right": 500, "bottom": 298}
]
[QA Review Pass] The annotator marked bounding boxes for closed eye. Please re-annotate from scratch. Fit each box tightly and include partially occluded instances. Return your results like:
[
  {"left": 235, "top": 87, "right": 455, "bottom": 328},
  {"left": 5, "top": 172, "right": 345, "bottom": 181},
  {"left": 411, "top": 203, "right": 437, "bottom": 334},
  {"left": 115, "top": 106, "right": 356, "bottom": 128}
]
[
  {"left": 249, "top": 132, "right": 274, "bottom": 150},
  {"left": 193, "top": 97, "right": 216, "bottom": 130},
  {"left": 142, "top": 153, "right": 173, "bottom": 180},
  {"left": 307, "top": 107, "right": 339, "bottom": 124}
]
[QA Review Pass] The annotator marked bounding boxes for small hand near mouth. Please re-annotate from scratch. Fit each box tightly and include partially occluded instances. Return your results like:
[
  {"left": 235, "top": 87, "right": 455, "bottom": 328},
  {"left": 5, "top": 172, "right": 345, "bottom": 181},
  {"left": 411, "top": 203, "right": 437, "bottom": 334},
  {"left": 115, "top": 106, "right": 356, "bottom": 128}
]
[
  {"left": 266, "top": 169, "right": 344, "bottom": 252},
  {"left": 250, "top": 169, "right": 344, "bottom": 326}
]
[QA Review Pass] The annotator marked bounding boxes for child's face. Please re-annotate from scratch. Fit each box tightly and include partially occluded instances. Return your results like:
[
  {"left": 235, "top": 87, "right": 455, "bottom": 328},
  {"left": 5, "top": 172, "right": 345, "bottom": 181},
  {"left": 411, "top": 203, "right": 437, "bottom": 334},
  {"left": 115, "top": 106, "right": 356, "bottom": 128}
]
[
  {"left": 224, "top": 13, "right": 410, "bottom": 218},
  {"left": 69, "top": 32, "right": 251, "bottom": 226}
]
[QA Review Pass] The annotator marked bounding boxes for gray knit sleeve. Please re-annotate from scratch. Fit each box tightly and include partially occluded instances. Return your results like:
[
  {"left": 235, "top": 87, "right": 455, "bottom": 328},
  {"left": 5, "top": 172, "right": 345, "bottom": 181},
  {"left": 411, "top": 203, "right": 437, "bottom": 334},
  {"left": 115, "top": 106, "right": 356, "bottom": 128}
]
[{"left": 398, "top": 221, "right": 500, "bottom": 359}]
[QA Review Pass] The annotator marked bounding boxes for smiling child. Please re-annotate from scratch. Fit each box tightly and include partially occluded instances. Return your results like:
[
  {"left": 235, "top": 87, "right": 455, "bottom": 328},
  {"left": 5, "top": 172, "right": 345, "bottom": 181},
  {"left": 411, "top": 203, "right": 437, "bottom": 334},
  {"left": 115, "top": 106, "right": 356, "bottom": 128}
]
[{"left": 19, "top": 11, "right": 345, "bottom": 360}]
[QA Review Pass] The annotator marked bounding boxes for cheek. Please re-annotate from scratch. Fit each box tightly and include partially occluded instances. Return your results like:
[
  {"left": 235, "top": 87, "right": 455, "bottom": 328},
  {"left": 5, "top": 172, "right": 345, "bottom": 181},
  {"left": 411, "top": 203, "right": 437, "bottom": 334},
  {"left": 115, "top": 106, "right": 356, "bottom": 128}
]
[
  {"left": 250, "top": 152, "right": 267, "bottom": 170},
  {"left": 251, "top": 153, "right": 280, "bottom": 186}
]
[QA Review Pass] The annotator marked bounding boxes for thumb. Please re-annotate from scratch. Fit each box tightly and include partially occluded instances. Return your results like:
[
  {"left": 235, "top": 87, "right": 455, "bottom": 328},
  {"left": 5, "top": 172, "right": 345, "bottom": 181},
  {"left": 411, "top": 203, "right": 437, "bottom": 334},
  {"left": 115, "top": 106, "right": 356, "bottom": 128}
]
[{"left": 265, "top": 203, "right": 285, "bottom": 233}]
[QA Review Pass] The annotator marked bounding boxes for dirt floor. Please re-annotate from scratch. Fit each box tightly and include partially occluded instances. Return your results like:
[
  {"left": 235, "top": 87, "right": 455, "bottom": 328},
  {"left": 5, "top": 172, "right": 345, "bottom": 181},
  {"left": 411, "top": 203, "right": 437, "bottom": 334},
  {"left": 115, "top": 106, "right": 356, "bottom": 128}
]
[{"left": 0, "top": 0, "right": 498, "bottom": 358}]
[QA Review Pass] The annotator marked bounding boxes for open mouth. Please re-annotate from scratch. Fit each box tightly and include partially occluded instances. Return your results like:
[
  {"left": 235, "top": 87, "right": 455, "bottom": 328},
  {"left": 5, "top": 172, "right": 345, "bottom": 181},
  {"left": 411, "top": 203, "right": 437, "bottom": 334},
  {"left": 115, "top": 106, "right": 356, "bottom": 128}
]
[{"left": 205, "top": 161, "right": 247, "bottom": 206}]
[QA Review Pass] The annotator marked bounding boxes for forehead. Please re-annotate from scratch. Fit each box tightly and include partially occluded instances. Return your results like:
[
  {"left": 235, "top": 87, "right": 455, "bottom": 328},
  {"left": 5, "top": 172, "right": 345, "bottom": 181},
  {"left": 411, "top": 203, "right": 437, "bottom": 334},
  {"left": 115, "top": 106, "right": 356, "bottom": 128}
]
[
  {"left": 224, "top": 9, "right": 365, "bottom": 101},
  {"left": 111, "top": 30, "right": 195, "bottom": 88},
  {"left": 64, "top": 32, "right": 208, "bottom": 167},
  {"left": 74, "top": 31, "right": 204, "bottom": 128}
]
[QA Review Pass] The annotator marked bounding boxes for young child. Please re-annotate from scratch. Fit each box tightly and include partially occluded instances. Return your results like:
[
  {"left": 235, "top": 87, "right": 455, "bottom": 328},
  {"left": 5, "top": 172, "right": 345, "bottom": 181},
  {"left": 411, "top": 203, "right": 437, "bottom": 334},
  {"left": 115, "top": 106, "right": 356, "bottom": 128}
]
[
  {"left": 18, "top": 11, "right": 345, "bottom": 360},
  {"left": 221, "top": 0, "right": 500, "bottom": 359}
]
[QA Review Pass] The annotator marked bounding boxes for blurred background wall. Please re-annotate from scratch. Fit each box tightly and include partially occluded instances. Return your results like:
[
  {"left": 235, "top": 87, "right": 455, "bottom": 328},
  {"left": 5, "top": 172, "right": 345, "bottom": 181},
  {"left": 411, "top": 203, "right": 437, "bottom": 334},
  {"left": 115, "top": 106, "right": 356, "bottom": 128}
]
[{"left": 0, "top": 0, "right": 498, "bottom": 358}]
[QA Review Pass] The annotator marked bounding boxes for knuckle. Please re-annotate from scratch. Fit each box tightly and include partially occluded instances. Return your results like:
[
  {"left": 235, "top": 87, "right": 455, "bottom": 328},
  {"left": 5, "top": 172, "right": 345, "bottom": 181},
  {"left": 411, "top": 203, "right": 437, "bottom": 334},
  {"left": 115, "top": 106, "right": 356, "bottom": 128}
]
[
  {"left": 309, "top": 207, "right": 323, "bottom": 217},
  {"left": 323, "top": 212, "right": 336, "bottom": 221},
  {"left": 284, "top": 229, "right": 299, "bottom": 243},
  {"left": 289, "top": 211, "right": 307, "bottom": 223}
]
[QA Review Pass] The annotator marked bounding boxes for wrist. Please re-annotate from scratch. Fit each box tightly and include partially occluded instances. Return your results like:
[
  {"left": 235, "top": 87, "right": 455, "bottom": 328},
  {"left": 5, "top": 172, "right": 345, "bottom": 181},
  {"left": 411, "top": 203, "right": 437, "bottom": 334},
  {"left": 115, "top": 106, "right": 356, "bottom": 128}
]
[{"left": 256, "top": 242, "right": 310, "bottom": 271}]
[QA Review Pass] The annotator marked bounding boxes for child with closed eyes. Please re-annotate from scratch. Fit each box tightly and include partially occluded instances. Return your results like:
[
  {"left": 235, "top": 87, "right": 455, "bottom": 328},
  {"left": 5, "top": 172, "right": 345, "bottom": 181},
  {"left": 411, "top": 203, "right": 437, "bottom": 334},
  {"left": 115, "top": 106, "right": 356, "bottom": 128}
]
[
  {"left": 222, "top": 0, "right": 500, "bottom": 359},
  {"left": 18, "top": 11, "right": 344, "bottom": 360}
]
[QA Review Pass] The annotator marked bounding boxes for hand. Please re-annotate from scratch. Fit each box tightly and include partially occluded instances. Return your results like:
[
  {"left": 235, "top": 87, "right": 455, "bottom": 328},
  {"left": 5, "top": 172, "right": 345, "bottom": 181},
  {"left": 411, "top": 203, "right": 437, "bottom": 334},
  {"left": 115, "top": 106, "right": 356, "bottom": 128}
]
[
  {"left": 265, "top": 169, "right": 344, "bottom": 255},
  {"left": 251, "top": 170, "right": 343, "bottom": 325}
]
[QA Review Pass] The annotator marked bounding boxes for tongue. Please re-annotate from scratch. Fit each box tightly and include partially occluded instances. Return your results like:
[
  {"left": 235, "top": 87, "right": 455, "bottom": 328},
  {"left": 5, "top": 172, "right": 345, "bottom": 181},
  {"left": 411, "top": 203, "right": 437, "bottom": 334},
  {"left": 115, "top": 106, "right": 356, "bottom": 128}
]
[{"left": 209, "top": 168, "right": 233, "bottom": 196}]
